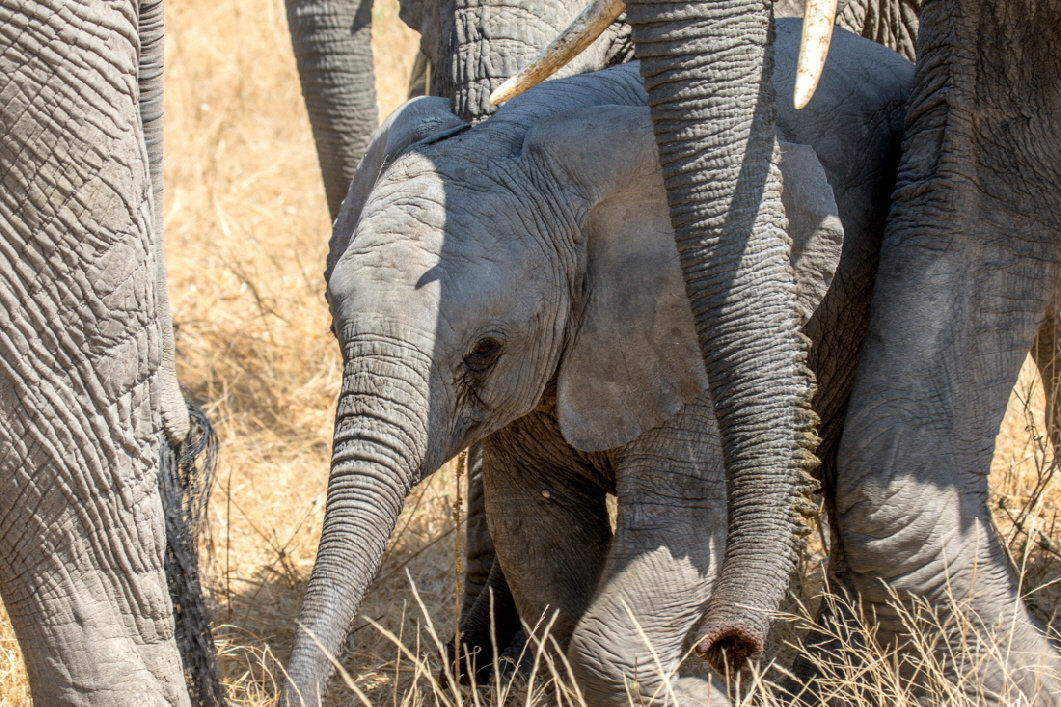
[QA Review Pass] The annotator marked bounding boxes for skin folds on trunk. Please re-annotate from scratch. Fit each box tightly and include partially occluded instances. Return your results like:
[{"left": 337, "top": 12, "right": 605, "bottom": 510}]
[
  {"left": 623, "top": 0, "right": 816, "bottom": 669},
  {"left": 284, "top": 342, "right": 431, "bottom": 707},
  {"left": 286, "top": 0, "right": 379, "bottom": 219},
  {"left": 837, "top": 0, "right": 919, "bottom": 61},
  {"left": 775, "top": 0, "right": 920, "bottom": 60}
]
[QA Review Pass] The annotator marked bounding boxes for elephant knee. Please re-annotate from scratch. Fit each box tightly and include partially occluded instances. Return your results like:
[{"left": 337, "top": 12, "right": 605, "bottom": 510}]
[
  {"left": 840, "top": 497, "right": 1013, "bottom": 618},
  {"left": 835, "top": 426, "right": 975, "bottom": 591},
  {"left": 566, "top": 617, "right": 651, "bottom": 707},
  {"left": 567, "top": 617, "right": 725, "bottom": 707}
]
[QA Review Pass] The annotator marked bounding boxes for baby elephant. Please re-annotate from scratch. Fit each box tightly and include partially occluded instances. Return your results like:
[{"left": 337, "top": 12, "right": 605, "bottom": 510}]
[{"left": 282, "top": 19, "right": 912, "bottom": 707}]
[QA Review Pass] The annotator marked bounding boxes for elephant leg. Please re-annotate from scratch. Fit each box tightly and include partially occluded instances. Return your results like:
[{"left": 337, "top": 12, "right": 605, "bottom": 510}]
[
  {"left": 0, "top": 2, "right": 193, "bottom": 703},
  {"left": 567, "top": 396, "right": 730, "bottom": 707},
  {"left": 836, "top": 226, "right": 1061, "bottom": 702},
  {"left": 0, "top": 429, "right": 186, "bottom": 707},
  {"left": 446, "top": 557, "right": 523, "bottom": 686},
  {"left": 462, "top": 442, "right": 496, "bottom": 615},
  {"left": 1031, "top": 287, "right": 1061, "bottom": 454},
  {"left": 443, "top": 441, "right": 523, "bottom": 685},
  {"left": 482, "top": 413, "right": 613, "bottom": 658},
  {"left": 834, "top": 0, "right": 1061, "bottom": 700}
]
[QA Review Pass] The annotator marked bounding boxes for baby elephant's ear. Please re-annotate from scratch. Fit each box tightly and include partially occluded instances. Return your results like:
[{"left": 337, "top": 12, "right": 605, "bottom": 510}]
[
  {"left": 326, "top": 97, "right": 466, "bottom": 281},
  {"left": 556, "top": 129, "right": 843, "bottom": 452},
  {"left": 556, "top": 169, "right": 708, "bottom": 453},
  {"left": 778, "top": 140, "right": 845, "bottom": 323}
]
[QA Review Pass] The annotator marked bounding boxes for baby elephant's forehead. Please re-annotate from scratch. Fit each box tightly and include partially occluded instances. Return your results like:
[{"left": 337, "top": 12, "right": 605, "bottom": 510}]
[
  {"left": 363, "top": 169, "right": 446, "bottom": 233},
  {"left": 367, "top": 144, "right": 547, "bottom": 253},
  {"left": 375, "top": 153, "right": 446, "bottom": 201}
]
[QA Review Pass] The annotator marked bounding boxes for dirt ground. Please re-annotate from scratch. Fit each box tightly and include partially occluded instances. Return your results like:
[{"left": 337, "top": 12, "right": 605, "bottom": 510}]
[{"left": 0, "top": 1, "right": 1058, "bottom": 704}]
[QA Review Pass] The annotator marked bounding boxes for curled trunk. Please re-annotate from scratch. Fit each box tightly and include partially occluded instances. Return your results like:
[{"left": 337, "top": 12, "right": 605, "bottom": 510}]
[
  {"left": 283, "top": 341, "right": 430, "bottom": 706},
  {"left": 623, "top": 0, "right": 817, "bottom": 670}
]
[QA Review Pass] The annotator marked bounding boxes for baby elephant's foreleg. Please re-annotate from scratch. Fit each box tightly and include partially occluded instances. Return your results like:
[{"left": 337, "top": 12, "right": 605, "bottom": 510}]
[{"left": 569, "top": 397, "right": 731, "bottom": 707}]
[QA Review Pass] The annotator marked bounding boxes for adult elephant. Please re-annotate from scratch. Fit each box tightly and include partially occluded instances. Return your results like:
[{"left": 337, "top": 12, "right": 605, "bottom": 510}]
[
  {"left": 826, "top": 0, "right": 1061, "bottom": 703},
  {"left": 0, "top": 1, "right": 223, "bottom": 705}
]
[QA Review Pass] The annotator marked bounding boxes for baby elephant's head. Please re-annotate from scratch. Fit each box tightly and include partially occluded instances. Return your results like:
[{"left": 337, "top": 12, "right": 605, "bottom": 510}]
[{"left": 326, "top": 96, "right": 694, "bottom": 473}]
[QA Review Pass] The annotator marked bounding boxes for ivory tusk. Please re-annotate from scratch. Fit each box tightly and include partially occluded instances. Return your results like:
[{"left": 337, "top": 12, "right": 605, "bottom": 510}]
[
  {"left": 489, "top": 0, "right": 626, "bottom": 105},
  {"left": 793, "top": 0, "right": 839, "bottom": 109}
]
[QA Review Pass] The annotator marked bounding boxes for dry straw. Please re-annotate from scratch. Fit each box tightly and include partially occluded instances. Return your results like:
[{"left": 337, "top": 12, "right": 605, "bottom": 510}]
[{"left": 0, "top": 0, "right": 1058, "bottom": 704}]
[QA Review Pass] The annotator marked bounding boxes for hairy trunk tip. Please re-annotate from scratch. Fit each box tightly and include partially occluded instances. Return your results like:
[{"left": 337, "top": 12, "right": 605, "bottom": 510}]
[{"left": 694, "top": 623, "right": 764, "bottom": 675}]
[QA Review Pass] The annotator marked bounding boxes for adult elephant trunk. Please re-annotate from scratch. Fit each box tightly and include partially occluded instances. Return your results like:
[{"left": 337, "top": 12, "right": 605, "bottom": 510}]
[
  {"left": 286, "top": 0, "right": 378, "bottom": 219},
  {"left": 283, "top": 340, "right": 431, "bottom": 706},
  {"left": 624, "top": 0, "right": 818, "bottom": 670}
]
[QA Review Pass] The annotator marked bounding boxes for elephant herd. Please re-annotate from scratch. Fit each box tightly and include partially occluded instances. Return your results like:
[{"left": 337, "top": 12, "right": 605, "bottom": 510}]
[{"left": 1, "top": 0, "right": 1060, "bottom": 705}]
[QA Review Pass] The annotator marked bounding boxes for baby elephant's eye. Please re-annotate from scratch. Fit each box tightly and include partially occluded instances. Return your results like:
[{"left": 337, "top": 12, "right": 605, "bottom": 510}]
[{"left": 464, "top": 337, "right": 502, "bottom": 373}]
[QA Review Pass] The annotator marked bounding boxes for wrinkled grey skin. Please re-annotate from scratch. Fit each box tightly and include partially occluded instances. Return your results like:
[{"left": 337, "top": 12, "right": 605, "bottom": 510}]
[
  {"left": 0, "top": 1, "right": 222, "bottom": 705},
  {"left": 285, "top": 0, "right": 631, "bottom": 219},
  {"left": 285, "top": 0, "right": 925, "bottom": 681},
  {"left": 280, "top": 23, "right": 911, "bottom": 705},
  {"left": 815, "top": 0, "right": 1061, "bottom": 703}
]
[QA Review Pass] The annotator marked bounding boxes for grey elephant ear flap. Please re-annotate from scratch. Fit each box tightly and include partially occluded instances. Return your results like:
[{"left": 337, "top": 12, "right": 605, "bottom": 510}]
[
  {"left": 555, "top": 132, "right": 843, "bottom": 453},
  {"left": 556, "top": 174, "right": 710, "bottom": 453},
  {"left": 537, "top": 105, "right": 708, "bottom": 453},
  {"left": 778, "top": 140, "right": 845, "bottom": 323},
  {"left": 325, "top": 97, "right": 467, "bottom": 281}
]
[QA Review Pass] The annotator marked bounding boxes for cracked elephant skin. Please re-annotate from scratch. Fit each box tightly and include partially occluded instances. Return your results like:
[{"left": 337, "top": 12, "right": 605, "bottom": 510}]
[
  {"left": 279, "top": 23, "right": 911, "bottom": 705},
  {"left": 0, "top": 1, "right": 222, "bottom": 705},
  {"left": 812, "top": 0, "right": 1061, "bottom": 704}
]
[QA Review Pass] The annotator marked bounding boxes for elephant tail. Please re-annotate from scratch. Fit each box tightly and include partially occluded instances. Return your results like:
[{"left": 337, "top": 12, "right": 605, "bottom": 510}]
[{"left": 160, "top": 402, "right": 227, "bottom": 707}]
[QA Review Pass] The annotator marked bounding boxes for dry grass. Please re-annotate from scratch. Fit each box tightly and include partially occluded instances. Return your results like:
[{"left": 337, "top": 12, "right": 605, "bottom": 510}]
[{"left": 0, "top": 0, "right": 1059, "bottom": 704}]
